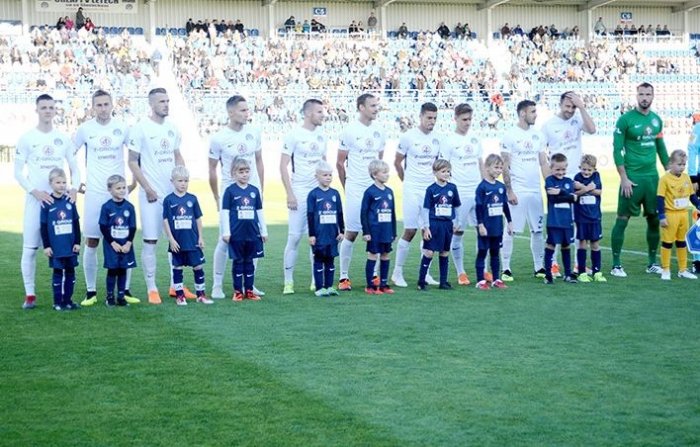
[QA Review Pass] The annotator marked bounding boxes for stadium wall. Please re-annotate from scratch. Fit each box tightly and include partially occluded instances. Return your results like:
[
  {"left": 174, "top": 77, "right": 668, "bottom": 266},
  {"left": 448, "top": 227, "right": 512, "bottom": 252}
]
[
  {"left": 3, "top": 1, "right": 699, "bottom": 37},
  {"left": 153, "top": 0, "right": 266, "bottom": 30},
  {"left": 385, "top": 3, "right": 484, "bottom": 34},
  {"left": 0, "top": 0, "right": 21, "bottom": 21}
]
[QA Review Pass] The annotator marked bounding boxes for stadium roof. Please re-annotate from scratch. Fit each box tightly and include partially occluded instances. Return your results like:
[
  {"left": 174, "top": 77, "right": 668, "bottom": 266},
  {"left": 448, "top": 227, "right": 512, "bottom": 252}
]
[{"left": 359, "top": 0, "right": 700, "bottom": 12}]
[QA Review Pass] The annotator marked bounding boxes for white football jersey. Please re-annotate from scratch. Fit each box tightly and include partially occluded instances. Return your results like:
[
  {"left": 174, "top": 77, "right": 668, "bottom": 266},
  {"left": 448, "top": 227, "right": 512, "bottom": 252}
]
[
  {"left": 282, "top": 126, "right": 327, "bottom": 190},
  {"left": 542, "top": 112, "right": 584, "bottom": 178},
  {"left": 397, "top": 127, "right": 441, "bottom": 190},
  {"left": 74, "top": 118, "right": 129, "bottom": 194},
  {"left": 339, "top": 120, "right": 386, "bottom": 187},
  {"left": 127, "top": 118, "right": 181, "bottom": 199},
  {"left": 209, "top": 125, "right": 262, "bottom": 189},
  {"left": 439, "top": 131, "right": 483, "bottom": 192},
  {"left": 500, "top": 126, "right": 546, "bottom": 194},
  {"left": 15, "top": 128, "right": 75, "bottom": 192}
]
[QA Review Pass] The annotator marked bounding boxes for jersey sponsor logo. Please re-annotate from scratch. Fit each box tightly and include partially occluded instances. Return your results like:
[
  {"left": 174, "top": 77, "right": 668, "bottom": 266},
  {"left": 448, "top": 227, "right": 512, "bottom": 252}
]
[
  {"left": 422, "top": 145, "right": 432, "bottom": 154},
  {"left": 178, "top": 206, "right": 186, "bottom": 216},
  {"left": 58, "top": 210, "right": 67, "bottom": 219},
  {"left": 237, "top": 144, "right": 247, "bottom": 154},
  {"left": 43, "top": 146, "right": 54, "bottom": 156},
  {"left": 439, "top": 195, "right": 448, "bottom": 203},
  {"left": 382, "top": 200, "right": 389, "bottom": 208},
  {"left": 116, "top": 217, "right": 124, "bottom": 225},
  {"left": 324, "top": 202, "right": 332, "bottom": 210},
  {"left": 242, "top": 197, "right": 250, "bottom": 206},
  {"left": 161, "top": 138, "right": 170, "bottom": 149},
  {"left": 100, "top": 136, "right": 112, "bottom": 147}
]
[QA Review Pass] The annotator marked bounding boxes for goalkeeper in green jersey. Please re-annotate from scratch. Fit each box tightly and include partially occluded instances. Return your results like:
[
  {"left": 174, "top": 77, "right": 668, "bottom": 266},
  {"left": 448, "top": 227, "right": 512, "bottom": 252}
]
[{"left": 610, "top": 82, "right": 669, "bottom": 277}]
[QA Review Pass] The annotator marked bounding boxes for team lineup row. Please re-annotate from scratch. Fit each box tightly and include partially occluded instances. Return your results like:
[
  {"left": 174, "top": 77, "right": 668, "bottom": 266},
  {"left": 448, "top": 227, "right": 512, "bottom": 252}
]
[{"left": 15, "top": 84, "right": 698, "bottom": 309}]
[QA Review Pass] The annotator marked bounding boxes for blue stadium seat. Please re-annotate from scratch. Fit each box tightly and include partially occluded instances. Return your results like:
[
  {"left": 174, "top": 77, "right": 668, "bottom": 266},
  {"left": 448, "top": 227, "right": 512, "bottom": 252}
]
[
  {"left": 127, "top": 27, "right": 135, "bottom": 34},
  {"left": 250, "top": 28, "right": 259, "bottom": 36},
  {"left": 135, "top": 27, "right": 144, "bottom": 35},
  {"left": 168, "top": 28, "right": 178, "bottom": 35},
  {"left": 388, "top": 31, "right": 397, "bottom": 39},
  {"left": 178, "top": 28, "right": 186, "bottom": 36}
]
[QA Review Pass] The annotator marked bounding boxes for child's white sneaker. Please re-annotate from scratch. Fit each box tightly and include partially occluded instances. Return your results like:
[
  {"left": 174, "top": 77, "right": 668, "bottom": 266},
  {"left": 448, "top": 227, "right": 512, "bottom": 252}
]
[
  {"left": 677, "top": 270, "right": 698, "bottom": 279},
  {"left": 660, "top": 269, "right": 671, "bottom": 281}
]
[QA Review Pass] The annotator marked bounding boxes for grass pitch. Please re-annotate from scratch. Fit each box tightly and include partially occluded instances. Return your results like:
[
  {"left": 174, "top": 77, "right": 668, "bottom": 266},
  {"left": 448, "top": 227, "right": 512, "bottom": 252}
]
[{"left": 1, "top": 181, "right": 699, "bottom": 446}]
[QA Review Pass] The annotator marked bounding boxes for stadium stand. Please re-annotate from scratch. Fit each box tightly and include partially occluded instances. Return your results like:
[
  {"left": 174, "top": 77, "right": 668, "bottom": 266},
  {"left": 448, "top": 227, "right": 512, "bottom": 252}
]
[{"left": 1, "top": 17, "right": 699, "bottom": 142}]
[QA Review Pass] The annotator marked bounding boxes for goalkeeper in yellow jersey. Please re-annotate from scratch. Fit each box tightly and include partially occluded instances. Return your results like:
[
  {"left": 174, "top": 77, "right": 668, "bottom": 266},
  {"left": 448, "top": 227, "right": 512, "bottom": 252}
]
[{"left": 657, "top": 149, "right": 700, "bottom": 280}]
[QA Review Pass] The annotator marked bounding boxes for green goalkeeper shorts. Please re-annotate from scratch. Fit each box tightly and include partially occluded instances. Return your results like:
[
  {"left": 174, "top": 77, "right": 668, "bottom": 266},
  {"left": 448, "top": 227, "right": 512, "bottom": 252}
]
[{"left": 616, "top": 176, "right": 659, "bottom": 217}]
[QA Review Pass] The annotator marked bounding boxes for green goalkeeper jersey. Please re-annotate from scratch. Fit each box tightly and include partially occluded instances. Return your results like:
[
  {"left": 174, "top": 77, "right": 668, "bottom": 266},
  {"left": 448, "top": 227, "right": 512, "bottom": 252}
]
[{"left": 613, "top": 108, "right": 669, "bottom": 179}]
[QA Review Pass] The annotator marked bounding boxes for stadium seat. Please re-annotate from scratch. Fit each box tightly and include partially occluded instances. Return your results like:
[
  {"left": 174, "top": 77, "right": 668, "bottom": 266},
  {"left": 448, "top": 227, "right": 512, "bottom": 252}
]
[
  {"left": 127, "top": 27, "right": 135, "bottom": 34},
  {"left": 178, "top": 28, "right": 186, "bottom": 36},
  {"left": 135, "top": 27, "right": 144, "bottom": 35}
]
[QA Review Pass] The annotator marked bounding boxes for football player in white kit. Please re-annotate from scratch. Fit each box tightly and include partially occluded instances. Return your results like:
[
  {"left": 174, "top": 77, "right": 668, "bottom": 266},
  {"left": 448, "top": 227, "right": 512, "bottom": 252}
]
[
  {"left": 500, "top": 100, "right": 550, "bottom": 281},
  {"left": 439, "top": 103, "right": 484, "bottom": 285},
  {"left": 390, "top": 102, "right": 442, "bottom": 287},
  {"left": 336, "top": 93, "right": 386, "bottom": 291},
  {"left": 209, "top": 95, "right": 265, "bottom": 299},
  {"left": 280, "top": 99, "right": 328, "bottom": 294},
  {"left": 74, "top": 90, "right": 140, "bottom": 306},
  {"left": 15, "top": 94, "right": 80, "bottom": 309},
  {"left": 127, "top": 88, "right": 185, "bottom": 304},
  {"left": 541, "top": 91, "right": 596, "bottom": 276}
]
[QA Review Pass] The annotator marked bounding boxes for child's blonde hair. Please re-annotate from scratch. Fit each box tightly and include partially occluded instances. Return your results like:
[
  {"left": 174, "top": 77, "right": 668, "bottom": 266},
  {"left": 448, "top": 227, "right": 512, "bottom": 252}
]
[
  {"left": 368, "top": 159, "right": 389, "bottom": 178},
  {"left": 107, "top": 174, "right": 126, "bottom": 190},
  {"left": 171, "top": 165, "right": 190, "bottom": 180},
  {"left": 231, "top": 156, "right": 250, "bottom": 174},
  {"left": 432, "top": 159, "right": 451, "bottom": 172},
  {"left": 669, "top": 149, "right": 687, "bottom": 163},
  {"left": 550, "top": 152, "right": 567, "bottom": 165},
  {"left": 315, "top": 160, "right": 333, "bottom": 174},
  {"left": 48, "top": 167, "right": 66, "bottom": 182},
  {"left": 580, "top": 154, "right": 597, "bottom": 169},
  {"left": 484, "top": 153, "right": 503, "bottom": 167}
]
